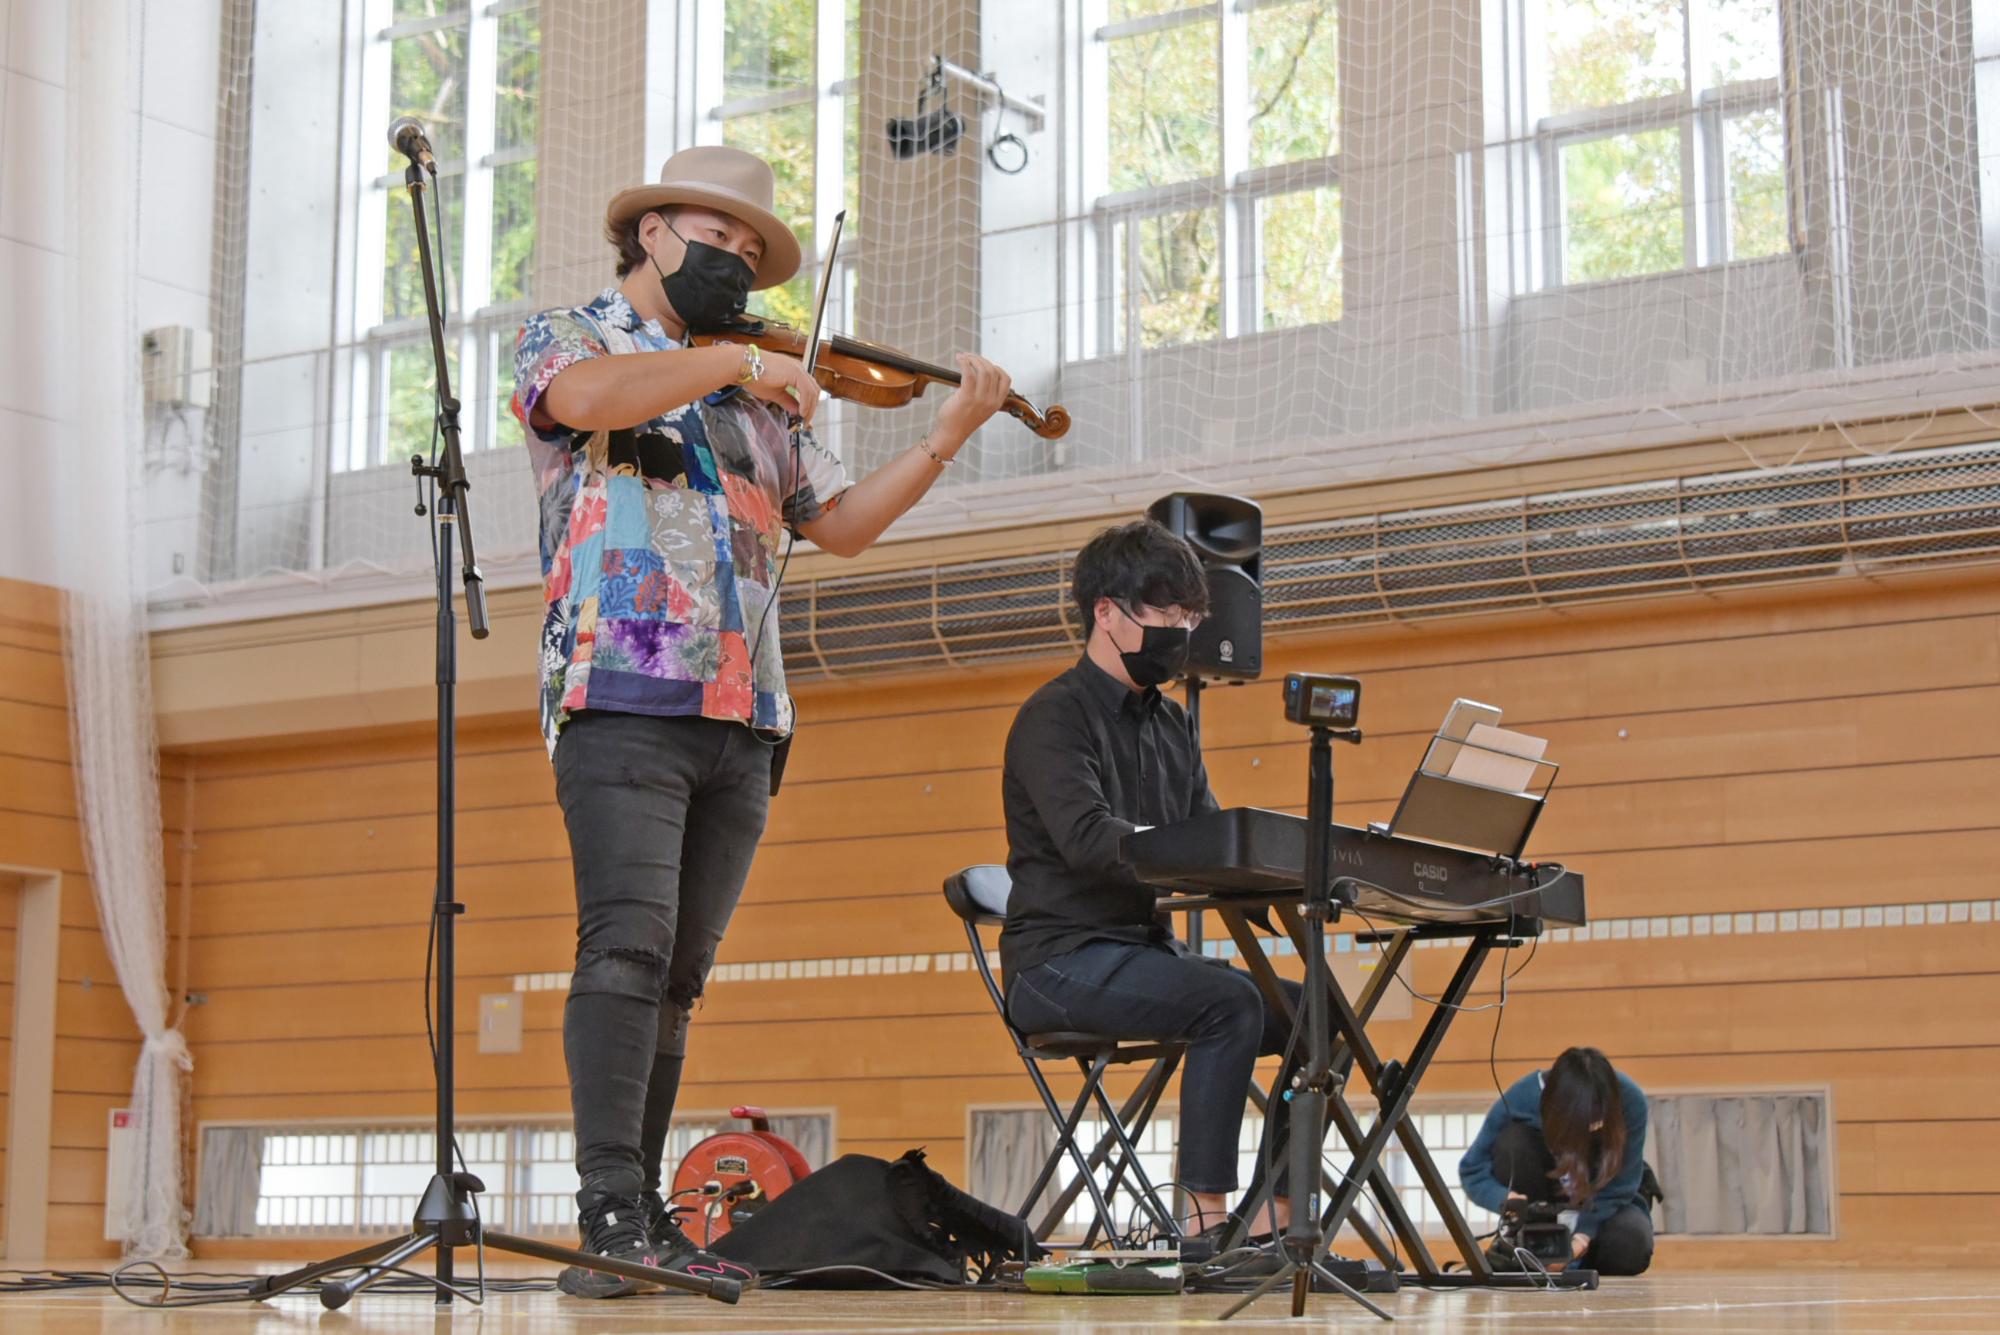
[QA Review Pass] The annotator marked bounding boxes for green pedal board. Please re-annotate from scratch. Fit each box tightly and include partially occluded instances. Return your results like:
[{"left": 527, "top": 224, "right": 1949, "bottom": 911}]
[{"left": 1023, "top": 1252, "right": 1186, "bottom": 1295}]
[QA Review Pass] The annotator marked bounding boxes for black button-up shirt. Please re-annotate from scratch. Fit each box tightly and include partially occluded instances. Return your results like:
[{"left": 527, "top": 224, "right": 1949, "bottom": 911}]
[{"left": 999, "top": 655, "right": 1219, "bottom": 980}]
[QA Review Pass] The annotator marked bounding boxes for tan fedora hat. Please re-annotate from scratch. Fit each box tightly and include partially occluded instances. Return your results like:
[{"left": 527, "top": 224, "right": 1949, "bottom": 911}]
[{"left": 605, "top": 146, "right": 802, "bottom": 291}]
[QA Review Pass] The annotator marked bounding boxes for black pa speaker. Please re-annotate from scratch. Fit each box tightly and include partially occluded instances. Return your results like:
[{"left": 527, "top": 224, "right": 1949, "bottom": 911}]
[{"left": 1147, "top": 492, "right": 1262, "bottom": 681}]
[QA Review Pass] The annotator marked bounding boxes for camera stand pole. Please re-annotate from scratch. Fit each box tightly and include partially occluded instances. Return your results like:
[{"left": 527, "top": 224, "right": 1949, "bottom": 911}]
[
  {"left": 245, "top": 156, "right": 740, "bottom": 1314},
  {"left": 1221, "top": 725, "right": 1392, "bottom": 1323},
  {"left": 1176, "top": 671, "right": 1204, "bottom": 1239},
  {"left": 1182, "top": 677, "right": 1205, "bottom": 966}
]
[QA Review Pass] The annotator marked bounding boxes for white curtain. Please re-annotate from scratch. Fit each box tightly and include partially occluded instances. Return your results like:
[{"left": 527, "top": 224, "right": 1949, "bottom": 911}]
[
  {"left": 58, "top": 0, "right": 193, "bottom": 1258},
  {"left": 767, "top": 1115, "right": 834, "bottom": 1171},
  {"left": 1648, "top": 1094, "right": 1831, "bottom": 1235},
  {"left": 968, "top": 1109, "right": 1057, "bottom": 1219},
  {"left": 191, "top": 1128, "right": 264, "bottom": 1238}
]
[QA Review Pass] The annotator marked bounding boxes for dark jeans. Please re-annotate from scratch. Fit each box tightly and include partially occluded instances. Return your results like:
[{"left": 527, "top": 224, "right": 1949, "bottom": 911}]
[
  {"left": 1491, "top": 1121, "right": 1655, "bottom": 1276},
  {"left": 554, "top": 711, "right": 772, "bottom": 1203},
  {"left": 1005, "top": 939, "right": 1303, "bottom": 1196}
]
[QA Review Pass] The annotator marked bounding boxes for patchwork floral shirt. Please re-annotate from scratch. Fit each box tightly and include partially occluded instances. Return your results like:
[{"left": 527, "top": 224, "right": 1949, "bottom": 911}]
[{"left": 513, "top": 288, "right": 848, "bottom": 757}]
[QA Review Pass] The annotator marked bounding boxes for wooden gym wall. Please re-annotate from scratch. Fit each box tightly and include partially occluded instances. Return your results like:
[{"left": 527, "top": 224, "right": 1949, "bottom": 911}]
[
  {"left": 163, "top": 563, "right": 2000, "bottom": 1268},
  {"left": 0, "top": 577, "right": 166, "bottom": 1261}
]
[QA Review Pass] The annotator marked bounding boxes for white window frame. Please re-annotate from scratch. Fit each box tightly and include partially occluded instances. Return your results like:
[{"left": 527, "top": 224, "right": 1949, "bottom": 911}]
[
  {"left": 689, "top": 0, "right": 855, "bottom": 452},
  {"left": 977, "top": 1098, "right": 1499, "bottom": 1243},
  {"left": 1973, "top": 2, "right": 2000, "bottom": 344},
  {"left": 1074, "top": 0, "right": 1344, "bottom": 359},
  {"left": 211, "top": 1113, "right": 833, "bottom": 1238},
  {"left": 692, "top": 0, "right": 852, "bottom": 292},
  {"left": 1509, "top": 0, "right": 1790, "bottom": 290},
  {"left": 338, "top": 0, "right": 541, "bottom": 474}
]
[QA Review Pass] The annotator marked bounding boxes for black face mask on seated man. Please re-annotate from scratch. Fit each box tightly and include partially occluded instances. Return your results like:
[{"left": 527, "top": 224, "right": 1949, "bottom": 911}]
[
  {"left": 1114, "top": 604, "right": 1192, "bottom": 689},
  {"left": 651, "top": 217, "right": 755, "bottom": 333}
]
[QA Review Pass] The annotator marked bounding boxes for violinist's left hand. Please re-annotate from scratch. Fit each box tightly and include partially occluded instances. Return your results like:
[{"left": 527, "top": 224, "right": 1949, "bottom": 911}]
[{"left": 932, "top": 354, "right": 1012, "bottom": 450}]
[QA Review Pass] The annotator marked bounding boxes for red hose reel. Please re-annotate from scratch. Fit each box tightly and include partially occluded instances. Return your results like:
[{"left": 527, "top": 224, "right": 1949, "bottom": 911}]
[{"left": 670, "top": 1105, "right": 813, "bottom": 1244}]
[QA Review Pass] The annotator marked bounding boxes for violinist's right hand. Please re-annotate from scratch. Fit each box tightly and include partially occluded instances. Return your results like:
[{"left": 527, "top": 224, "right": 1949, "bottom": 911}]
[{"left": 741, "top": 350, "right": 822, "bottom": 427}]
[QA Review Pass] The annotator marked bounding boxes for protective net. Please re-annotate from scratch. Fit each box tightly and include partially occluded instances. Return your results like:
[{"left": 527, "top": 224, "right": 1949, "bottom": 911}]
[{"left": 150, "top": 0, "right": 2000, "bottom": 611}]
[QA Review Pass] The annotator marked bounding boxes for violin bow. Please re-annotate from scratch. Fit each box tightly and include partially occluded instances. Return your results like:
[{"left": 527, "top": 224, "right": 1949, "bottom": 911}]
[{"left": 800, "top": 209, "right": 845, "bottom": 381}]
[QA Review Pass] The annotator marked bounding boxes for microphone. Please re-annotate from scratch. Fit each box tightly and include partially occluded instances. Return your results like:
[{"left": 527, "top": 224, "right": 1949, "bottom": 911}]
[{"left": 388, "top": 116, "right": 435, "bottom": 170}]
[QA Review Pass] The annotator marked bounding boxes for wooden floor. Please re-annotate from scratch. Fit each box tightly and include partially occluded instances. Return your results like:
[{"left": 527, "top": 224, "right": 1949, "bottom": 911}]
[{"left": 2, "top": 1267, "right": 1997, "bottom": 1333}]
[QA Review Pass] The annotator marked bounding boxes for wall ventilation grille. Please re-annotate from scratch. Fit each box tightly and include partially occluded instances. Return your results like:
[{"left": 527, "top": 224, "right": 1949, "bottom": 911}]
[{"left": 780, "top": 443, "right": 2000, "bottom": 678}]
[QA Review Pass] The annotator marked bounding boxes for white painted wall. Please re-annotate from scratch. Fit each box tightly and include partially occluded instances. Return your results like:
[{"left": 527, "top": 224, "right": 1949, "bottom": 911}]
[
  {"left": 0, "top": 0, "right": 79, "bottom": 588},
  {"left": 0, "top": 0, "right": 223, "bottom": 590}
]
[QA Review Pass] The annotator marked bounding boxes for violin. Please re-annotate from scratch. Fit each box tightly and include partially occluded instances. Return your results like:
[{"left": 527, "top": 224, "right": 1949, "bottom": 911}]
[{"left": 691, "top": 317, "right": 1071, "bottom": 441}]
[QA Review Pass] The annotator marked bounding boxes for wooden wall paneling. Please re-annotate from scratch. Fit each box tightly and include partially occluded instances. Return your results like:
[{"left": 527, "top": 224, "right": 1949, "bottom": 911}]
[
  {"left": 165, "top": 573, "right": 2000, "bottom": 1265},
  {"left": 178, "top": 755, "right": 1994, "bottom": 920},
  {"left": 0, "top": 577, "right": 153, "bottom": 1259},
  {"left": 174, "top": 970, "right": 2000, "bottom": 1111},
  {"left": 1, "top": 882, "right": 12, "bottom": 1249},
  {"left": 177, "top": 825, "right": 2000, "bottom": 961}
]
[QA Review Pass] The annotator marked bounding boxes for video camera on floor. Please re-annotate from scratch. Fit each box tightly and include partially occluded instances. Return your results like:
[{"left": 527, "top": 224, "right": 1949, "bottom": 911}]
[{"left": 1494, "top": 1199, "right": 1573, "bottom": 1268}]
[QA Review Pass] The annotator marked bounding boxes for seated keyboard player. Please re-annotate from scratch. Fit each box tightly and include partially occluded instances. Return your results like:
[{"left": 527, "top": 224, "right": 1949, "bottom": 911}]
[{"left": 998, "top": 520, "right": 1304, "bottom": 1245}]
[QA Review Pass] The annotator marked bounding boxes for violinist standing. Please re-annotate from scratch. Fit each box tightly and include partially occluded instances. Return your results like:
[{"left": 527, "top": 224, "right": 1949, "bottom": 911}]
[{"left": 512, "top": 145, "right": 1013, "bottom": 1298}]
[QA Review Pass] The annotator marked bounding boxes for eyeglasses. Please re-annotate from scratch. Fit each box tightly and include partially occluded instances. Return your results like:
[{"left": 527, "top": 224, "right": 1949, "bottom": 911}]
[{"left": 1128, "top": 603, "right": 1204, "bottom": 632}]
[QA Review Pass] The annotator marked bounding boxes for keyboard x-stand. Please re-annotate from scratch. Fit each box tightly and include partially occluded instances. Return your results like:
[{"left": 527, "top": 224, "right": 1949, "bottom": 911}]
[{"left": 1125, "top": 799, "right": 1596, "bottom": 1306}]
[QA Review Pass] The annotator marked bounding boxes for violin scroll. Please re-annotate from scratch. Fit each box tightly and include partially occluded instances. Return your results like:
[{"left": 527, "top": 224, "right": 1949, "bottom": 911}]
[{"left": 1011, "top": 401, "right": 1069, "bottom": 441}]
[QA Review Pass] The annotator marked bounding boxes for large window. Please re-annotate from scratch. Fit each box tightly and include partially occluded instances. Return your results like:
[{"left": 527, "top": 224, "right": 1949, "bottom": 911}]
[
  {"left": 198, "top": 1115, "right": 831, "bottom": 1237},
  {"left": 1529, "top": 0, "right": 1786, "bottom": 286},
  {"left": 700, "top": 0, "right": 858, "bottom": 327},
  {"left": 342, "top": 0, "right": 540, "bottom": 472},
  {"left": 973, "top": 1102, "right": 1498, "bottom": 1243},
  {"left": 690, "top": 0, "right": 859, "bottom": 461},
  {"left": 1084, "top": 0, "right": 1342, "bottom": 353}
]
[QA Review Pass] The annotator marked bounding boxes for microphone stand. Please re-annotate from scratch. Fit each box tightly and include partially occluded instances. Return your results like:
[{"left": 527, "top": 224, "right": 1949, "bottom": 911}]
[
  {"left": 246, "top": 152, "right": 741, "bottom": 1313},
  {"left": 1220, "top": 723, "right": 1392, "bottom": 1322}
]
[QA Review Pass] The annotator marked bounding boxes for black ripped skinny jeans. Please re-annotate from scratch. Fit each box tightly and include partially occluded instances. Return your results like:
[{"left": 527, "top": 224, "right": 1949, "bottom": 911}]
[{"left": 554, "top": 711, "right": 772, "bottom": 1203}]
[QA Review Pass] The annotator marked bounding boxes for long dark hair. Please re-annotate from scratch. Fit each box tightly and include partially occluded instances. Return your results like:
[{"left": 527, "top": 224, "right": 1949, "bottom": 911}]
[{"left": 1540, "top": 1047, "right": 1625, "bottom": 1206}]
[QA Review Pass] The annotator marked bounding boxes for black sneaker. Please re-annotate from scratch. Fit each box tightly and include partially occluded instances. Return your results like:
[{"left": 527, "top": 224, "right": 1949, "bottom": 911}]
[
  {"left": 1185, "top": 1220, "right": 1284, "bottom": 1276},
  {"left": 644, "top": 1195, "right": 758, "bottom": 1290},
  {"left": 557, "top": 1195, "right": 662, "bottom": 1299},
  {"left": 638, "top": 1189, "right": 674, "bottom": 1247}
]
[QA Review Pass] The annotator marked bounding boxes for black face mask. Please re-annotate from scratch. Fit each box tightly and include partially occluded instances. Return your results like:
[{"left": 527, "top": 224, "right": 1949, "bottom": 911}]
[
  {"left": 1114, "top": 605, "right": 1191, "bottom": 689},
  {"left": 652, "top": 219, "right": 755, "bottom": 333}
]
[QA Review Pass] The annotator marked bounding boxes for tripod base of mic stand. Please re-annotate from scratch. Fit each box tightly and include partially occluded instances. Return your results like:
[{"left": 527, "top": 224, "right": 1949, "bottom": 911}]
[
  {"left": 244, "top": 1172, "right": 743, "bottom": 1310},
  {"left": 1217, "top": 1237, "right": 1395, "bottom": 1322}
]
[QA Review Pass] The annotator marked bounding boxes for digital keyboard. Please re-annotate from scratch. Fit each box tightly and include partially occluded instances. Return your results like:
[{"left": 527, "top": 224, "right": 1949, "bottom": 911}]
[{"left": 1122, "top": 807, "right": 1587, "bottom": 928}]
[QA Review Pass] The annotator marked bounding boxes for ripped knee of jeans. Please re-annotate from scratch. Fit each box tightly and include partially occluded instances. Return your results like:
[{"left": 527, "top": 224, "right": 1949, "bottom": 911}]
[
  {"left": 655, "top": 962, "right": 712, "bottom": 1058},
  {"left": 656, "top": 999, "right": 693, "bottom": 1058},
  {"left": 570, "top": 945, "right": 669, "bottom": 1003}
]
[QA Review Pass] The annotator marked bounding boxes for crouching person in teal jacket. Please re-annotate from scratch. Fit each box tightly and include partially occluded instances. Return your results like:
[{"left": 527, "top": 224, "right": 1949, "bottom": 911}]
[{"left": 1459, "top": 1047, "right": 1656, "bottom": 1275}]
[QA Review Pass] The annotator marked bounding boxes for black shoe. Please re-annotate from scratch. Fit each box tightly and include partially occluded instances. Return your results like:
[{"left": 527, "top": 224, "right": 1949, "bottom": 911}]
[
  {"left": 557, "top": 1195, "right": 662, "bottom": 1299},
  {"left": 1186, "top": 1221, "right": 1286, "bottom": 1277},
  {"left": 1234, "top": 1229, "right": 1288, "bottom": 1276},
  {"left": 1181, "top": 1218, "right": 1240, "bottom": 1263},
  {"left": 644, "top": 1194, "right": 759, "bottom": 1290},
  {"left": 638, "top": 1190, "right": 675, "bottom": 1249}
]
